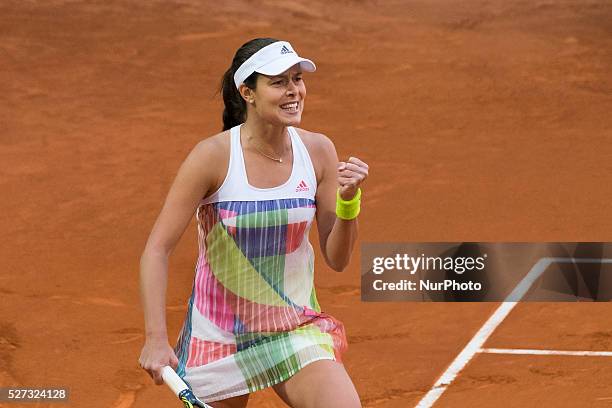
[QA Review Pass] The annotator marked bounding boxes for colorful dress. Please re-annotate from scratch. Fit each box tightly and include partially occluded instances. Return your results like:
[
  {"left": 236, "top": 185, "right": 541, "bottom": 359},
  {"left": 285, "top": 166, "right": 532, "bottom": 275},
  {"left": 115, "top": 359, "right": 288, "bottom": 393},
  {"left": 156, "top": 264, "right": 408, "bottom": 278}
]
[{"left": 175, "top": 124, "right": 347, "bottom": 402}]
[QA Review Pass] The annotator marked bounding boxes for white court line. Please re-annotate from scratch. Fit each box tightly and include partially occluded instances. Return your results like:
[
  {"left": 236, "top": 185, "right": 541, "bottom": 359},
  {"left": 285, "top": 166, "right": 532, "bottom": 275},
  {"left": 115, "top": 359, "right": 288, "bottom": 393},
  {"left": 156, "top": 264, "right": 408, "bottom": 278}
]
[
  {"left": 548, "top": 258, "right": 612, "bottom": 264},
  {"left": 414, "top": 258, "right": 552, "bottom": 408},
  {"left": 415, "top": 257, "right": 612, "bottom": 408},
  {"left": 481, "top": 348, "right": 612, "bottom": 357}
]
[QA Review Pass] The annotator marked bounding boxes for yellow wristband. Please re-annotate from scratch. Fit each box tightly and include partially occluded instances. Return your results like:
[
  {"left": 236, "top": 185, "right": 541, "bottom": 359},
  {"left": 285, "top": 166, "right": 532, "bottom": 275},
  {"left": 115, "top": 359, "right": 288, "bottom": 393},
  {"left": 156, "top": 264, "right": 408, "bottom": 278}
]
[{"left": 336, "top": 188, "right": 361, "bottom": 220}]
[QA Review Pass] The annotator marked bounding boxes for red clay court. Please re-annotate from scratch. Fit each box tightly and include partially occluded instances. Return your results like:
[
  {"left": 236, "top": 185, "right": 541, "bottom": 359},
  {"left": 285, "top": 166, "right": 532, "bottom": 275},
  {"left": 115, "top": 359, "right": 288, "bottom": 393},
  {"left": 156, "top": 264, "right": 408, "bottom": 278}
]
[{"left": 1, "top": 1, "right": 611, "bottom": 407}]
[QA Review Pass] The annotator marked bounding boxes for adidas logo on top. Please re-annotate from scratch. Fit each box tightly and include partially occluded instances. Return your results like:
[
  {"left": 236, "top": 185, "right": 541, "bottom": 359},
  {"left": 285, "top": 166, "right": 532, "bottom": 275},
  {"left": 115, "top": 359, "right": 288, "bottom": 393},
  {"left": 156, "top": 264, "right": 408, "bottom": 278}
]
[
  {"left": 280, "top": 45, "right": 293, "bottom": 55},
  {"left": 295, "top": 180, "right": 309, "bottom": 192}
]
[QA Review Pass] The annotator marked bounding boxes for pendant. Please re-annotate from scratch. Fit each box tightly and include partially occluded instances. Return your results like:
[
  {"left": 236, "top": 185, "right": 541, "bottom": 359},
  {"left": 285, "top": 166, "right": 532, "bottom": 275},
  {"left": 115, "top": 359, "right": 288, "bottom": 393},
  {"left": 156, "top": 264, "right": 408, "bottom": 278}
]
[{"left": 279, "top": 158, "right": 283, "bottom": 163}]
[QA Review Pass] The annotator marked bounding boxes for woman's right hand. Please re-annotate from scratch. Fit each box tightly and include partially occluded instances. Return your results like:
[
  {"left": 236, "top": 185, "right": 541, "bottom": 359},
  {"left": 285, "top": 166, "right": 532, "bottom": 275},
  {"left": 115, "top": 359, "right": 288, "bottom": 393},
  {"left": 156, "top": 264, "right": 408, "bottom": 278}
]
[{"left": 138, "top": 336, "right": 179, "bottom": 385}]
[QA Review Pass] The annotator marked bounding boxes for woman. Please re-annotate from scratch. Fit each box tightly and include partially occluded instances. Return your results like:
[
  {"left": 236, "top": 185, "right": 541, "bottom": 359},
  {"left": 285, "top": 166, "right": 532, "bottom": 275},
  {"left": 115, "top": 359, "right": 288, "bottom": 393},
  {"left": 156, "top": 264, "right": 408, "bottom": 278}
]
[{"left": 139, "top": 38, "right": 368, "bottom": 408}]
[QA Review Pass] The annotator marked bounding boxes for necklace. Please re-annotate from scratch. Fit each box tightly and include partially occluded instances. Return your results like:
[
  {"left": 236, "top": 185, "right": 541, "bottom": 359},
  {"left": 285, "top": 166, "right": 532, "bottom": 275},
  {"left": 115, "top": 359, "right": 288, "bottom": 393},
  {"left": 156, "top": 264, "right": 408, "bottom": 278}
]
[{"left": 244, "top": 127, "right": 286, "bottom": 163}]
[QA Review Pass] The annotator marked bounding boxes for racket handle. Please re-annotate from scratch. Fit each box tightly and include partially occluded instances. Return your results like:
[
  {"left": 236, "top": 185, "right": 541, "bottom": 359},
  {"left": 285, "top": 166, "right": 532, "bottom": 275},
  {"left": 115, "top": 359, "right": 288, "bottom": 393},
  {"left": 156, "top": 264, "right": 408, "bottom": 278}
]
[{"left": 162, "top": 366, "right": 188, "bottom": 396}]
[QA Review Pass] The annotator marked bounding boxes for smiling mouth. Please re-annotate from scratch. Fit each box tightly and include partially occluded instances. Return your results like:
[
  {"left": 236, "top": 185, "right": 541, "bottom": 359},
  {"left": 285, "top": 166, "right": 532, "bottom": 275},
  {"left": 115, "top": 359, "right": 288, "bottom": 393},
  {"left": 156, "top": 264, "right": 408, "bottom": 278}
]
[{"left": 280, "top": 101, "right": 299, "bottom": 113}]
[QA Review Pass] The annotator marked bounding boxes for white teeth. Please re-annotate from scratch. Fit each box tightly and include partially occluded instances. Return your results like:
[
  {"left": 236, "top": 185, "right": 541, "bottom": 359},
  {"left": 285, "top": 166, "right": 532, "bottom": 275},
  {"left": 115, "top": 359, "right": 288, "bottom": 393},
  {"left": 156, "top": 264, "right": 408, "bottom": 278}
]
[{"left": 280, "top": 102, "right": 298, "bottom": 111}]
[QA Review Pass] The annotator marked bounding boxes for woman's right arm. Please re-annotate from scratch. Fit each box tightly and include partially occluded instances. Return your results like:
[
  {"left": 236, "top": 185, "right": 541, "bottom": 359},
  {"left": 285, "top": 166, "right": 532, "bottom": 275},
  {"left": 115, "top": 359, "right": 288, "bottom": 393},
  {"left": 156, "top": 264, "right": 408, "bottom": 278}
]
[{"left": 138, "top": 137, "right": 222, "bottom": 384}]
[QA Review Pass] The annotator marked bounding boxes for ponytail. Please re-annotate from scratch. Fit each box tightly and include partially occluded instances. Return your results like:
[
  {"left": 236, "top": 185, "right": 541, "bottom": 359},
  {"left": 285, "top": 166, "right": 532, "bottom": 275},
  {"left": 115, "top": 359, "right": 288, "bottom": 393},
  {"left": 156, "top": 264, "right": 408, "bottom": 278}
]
[
  {"left": 220, "top": 68, "right": 246, "bottom": 131},
  {"left": 219, "top": 38, "right": 279, "bottom": 131}
]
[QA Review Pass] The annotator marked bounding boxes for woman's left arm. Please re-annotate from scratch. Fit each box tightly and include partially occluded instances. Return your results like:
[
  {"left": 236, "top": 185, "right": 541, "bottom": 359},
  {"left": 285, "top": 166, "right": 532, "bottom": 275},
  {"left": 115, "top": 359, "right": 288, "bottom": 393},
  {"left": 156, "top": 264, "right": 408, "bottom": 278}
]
[{"left": 314, "top": 135, "right": 369, "bottom": 272}]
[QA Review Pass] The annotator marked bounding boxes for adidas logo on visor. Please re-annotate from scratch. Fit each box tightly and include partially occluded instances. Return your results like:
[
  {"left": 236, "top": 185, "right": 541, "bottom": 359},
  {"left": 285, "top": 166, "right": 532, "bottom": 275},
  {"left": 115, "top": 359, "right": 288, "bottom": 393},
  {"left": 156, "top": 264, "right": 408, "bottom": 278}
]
[
  {"left": 280, "top": 45, "right": 293, "bottom": 55},
  {"left": 295, "top": 180, "right": 309, "bottom": 192}
]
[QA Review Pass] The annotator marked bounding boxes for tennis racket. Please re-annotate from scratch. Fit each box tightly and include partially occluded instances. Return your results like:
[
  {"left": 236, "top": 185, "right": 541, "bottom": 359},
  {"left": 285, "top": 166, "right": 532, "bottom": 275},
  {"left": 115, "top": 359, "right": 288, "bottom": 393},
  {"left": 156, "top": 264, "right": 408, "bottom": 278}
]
[{"left": 162, "top": 366, "right": 212, "bottom": 408}]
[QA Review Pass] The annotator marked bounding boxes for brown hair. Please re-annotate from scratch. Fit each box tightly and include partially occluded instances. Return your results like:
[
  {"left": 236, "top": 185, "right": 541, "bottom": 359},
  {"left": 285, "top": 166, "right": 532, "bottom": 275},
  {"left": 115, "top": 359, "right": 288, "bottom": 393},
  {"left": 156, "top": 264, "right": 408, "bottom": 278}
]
[{"left": 219, "top": 38, "right": 280, "bottom": 130}]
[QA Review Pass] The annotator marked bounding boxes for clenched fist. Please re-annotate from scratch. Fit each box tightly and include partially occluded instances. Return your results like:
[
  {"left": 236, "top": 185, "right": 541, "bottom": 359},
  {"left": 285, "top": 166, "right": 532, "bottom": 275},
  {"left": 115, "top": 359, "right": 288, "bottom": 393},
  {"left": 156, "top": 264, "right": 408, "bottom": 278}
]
[{"left": 337, "top": 157, "right": 369, "bottom": 201}]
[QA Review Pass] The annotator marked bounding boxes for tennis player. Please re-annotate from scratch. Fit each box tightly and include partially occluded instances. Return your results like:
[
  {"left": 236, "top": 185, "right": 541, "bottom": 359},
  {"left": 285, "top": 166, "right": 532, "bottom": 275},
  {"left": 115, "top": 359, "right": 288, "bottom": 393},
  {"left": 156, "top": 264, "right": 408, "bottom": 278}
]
[{"left": 139, "top": 38, "right": 367, "bottom": 408}]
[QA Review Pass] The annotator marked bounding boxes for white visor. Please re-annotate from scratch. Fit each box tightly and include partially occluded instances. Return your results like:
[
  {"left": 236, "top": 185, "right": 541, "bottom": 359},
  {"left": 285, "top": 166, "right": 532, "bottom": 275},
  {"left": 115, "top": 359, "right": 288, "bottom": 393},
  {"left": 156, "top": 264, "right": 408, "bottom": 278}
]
[{"left": 233, "top": 41, "right": 316, "bottom": 89}]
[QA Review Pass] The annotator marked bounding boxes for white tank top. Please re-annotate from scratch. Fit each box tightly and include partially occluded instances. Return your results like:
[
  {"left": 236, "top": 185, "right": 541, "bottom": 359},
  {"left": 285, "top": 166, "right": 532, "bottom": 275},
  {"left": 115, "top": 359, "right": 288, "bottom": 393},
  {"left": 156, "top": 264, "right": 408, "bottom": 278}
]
[{"left": 202, "top": 124, "right": 317, "bottom": 204}]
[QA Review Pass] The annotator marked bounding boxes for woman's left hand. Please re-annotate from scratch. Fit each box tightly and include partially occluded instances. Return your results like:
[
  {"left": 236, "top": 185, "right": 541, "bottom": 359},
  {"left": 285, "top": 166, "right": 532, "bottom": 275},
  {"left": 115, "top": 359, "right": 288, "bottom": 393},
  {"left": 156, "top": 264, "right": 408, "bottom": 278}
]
[{"left": 337, "top": 156, "right": 369, "bottom": 200}]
